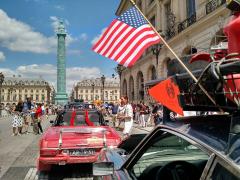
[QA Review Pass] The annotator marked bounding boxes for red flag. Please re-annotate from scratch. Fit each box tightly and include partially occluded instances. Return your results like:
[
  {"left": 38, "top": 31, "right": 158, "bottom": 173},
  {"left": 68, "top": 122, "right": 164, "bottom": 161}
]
[
  {"left": 149, "top": 77, "right": 183, "bottom": 116},
  {"left": 92, "top": 6, "right": 160, "bottom": 67}
]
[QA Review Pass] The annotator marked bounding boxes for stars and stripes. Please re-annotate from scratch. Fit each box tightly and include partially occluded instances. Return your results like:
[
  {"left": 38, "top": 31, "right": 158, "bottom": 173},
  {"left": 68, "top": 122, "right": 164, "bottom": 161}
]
[{"left": 92, "top": 6, "right": 160, "bottom": 67}]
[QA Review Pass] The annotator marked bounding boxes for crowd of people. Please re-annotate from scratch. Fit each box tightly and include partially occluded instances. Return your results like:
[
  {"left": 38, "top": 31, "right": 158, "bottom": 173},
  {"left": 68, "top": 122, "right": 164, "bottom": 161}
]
[
  {"left": 5, "top": 98, "right": 57, "bottom": 136},
  {"left": 5, "top": 96, "right": 170, "bottom": 138},
  {"left": 97, "top": 97, "right": 165, "bottom": 138}
]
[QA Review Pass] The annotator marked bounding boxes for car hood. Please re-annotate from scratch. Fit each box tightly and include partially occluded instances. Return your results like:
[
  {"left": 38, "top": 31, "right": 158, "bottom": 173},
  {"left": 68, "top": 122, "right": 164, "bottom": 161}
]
[{"left": 41, "top": 126, "right": 121, "bottom": 148}]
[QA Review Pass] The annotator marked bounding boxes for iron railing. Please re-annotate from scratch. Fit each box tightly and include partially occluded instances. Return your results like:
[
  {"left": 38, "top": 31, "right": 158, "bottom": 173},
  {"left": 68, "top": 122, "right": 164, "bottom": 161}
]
[
  {"left": 206, "top": 0, "right": 226, "bottom": 15},
  {"left": 178, "top": 13, "right": 197, "bottom": 33}
]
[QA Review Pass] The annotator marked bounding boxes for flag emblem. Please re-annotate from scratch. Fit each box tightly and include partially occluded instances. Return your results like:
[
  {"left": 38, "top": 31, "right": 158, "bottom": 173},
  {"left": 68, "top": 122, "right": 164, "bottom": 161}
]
[
  {"left": 92, "top": 7, "right": 160, "bottom": 67},
  {"left": 149, "top": 78, "right": 183, "bottom": 116}
]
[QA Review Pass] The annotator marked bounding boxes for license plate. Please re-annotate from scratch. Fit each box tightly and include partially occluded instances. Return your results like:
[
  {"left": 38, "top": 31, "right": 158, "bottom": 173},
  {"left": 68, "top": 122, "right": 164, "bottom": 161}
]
[{"left": 68, "top": 149, "right": 95, "bottom": 156}]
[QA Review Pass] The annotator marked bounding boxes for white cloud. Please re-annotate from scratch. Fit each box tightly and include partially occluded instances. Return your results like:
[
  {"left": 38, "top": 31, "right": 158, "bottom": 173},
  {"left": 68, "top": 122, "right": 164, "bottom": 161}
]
[
  {"left": 79, "top": 33, "right": 88, "bottom": 41},
  {"left": 0, "top": 51, "right": 5, "bottom": 62},
  {"left": 0, "top": 9, "right": 57, "bottom": 53},
  {"left": 2, "top": 64, "right": 101, "bottom": 93},
  {"left": 50, "top": 16, "right": 76, "bottom": 46},
  {"left": 54, "top": 5, "right": 64, "bottom": 11},
  {"left": 91, "top": 28, "right": 107, "bottom": 45},
  {"left": 0, "top": 9, "right": 77, "bottom": 54},
  {"left": 50, "top": 16, "right": 59, "bottom": 33},
  {"left": 0, "top": 68, "right": 15, "bottom": 76}
]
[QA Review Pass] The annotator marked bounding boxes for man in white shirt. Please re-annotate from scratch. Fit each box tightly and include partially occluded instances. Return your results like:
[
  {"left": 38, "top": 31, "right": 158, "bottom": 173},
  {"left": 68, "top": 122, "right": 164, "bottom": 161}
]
[{"left": 118, "top": 96, "right": 133, "bottom": 138}]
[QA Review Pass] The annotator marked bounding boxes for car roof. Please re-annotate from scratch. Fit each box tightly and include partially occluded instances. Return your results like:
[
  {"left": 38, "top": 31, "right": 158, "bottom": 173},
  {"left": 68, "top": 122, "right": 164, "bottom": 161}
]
[{"left": 160, "top": 114, "right": 240, "bottom": 165}]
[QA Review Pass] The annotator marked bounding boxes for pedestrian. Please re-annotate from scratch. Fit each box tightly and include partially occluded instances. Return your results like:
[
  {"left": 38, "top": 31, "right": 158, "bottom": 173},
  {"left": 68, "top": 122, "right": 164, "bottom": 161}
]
[
  {"left": 22, "top": 98, "right": 32, "bottom": 134},
  {"left": 35, "top": 104, "right": 43, "bottom": 134},
  {"left": 111, "top": 101, "right": 119, "bottom": 127},
  {"left": 121, "top": 96, "right": 134, "bottom": 138},
  {"left": 15, "top": 100, "right": 24, "bottom": 135},
  {"left": 152, "top": 104, "right": 163, "bottom": 126},
  {"left": 135, "top": 104, "right": 140, "bottom": 124},
  {"left": 10, "top": 106, "right": 19, "bottom": 136},
  {"left": 117, "top": 96, "right": 133, "bottom": 138},
  {"left": 139, "top": 102, "right": 147, "bottom": 127},
  {"left": 116, "top": 98, "right": 125, "bottom": 129}
]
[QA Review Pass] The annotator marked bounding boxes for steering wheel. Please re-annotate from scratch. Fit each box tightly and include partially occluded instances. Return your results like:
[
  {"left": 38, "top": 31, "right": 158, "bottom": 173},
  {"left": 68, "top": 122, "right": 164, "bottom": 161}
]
[{"left": 155, "top": 161, "right": 201, "bottom": 180}]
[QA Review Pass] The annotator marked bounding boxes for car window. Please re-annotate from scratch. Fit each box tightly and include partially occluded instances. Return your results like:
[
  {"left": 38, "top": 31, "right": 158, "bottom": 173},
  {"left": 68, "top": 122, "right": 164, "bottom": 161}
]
[
  {"left": 131, "top": 132, "right": 209, "bottom": 180},
  {"left": 210, "top": 163, "right": 239, "bottom": 180}
]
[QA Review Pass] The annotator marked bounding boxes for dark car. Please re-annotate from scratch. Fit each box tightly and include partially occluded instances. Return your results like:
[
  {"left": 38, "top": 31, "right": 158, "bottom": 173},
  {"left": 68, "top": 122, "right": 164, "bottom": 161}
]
[
  {"left": 93, "top": 114, "right": 240, "bottom": 180},
  {"left": 93, "top": 49, "right": 240, "bottom": 179}
]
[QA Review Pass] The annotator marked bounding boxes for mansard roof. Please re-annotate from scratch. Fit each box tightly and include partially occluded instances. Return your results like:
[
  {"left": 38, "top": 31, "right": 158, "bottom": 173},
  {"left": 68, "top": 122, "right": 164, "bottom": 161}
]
[
  {"left": 76, "top": 77, "right": 120, "bottom": 88},
  {"left": 2, "top": 76, "right": 49, "bottom": 86}
]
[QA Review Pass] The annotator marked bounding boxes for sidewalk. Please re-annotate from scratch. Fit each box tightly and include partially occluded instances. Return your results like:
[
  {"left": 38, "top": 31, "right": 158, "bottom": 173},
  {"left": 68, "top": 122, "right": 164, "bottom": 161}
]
[{"left": 0, "top": 115, "right": 55, "bottom": 179}]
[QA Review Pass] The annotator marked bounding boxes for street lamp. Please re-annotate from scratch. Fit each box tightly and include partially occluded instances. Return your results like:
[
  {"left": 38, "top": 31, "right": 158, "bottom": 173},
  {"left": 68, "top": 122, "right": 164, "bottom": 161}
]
[
  {"left": 114, "top": 65, "right": 125, "bottom": 81},
  {"left": 91, "top": 82, "right": 95, "bottom": 103},
  {"left": 101, "top": 75, "right": 106, "bottom": 103},
  {"left": 151, "top": 43, "right": 162, "bottom": 65},
  {"left": 0, "top": 72, "right": 5, "bottom": 116}
]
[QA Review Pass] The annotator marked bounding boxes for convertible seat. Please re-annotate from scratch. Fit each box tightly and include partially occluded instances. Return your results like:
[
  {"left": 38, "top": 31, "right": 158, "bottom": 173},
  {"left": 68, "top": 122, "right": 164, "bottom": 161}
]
[{"left": 85, "top": 110, "right": 94, "bottom": 126}]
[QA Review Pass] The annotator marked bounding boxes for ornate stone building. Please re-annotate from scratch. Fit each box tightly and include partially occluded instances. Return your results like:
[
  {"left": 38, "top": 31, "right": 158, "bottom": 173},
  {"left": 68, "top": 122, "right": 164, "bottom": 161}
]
[
  {"left": 116, "top": 0, "right": 230, "bottom": 104},
  {"left": 1, "top": 75, "right": 53, "bottom": 105},
  {"left": 72, "top": 78, "right": 120, "bottom": 103}
]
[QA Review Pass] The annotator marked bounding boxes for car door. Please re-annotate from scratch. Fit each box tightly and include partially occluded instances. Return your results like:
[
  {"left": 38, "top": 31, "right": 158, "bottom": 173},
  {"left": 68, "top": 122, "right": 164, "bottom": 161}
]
[
  {"left": 205, "top": 156, "right": 240, "bottom": 180},
  {"left": 122, "top": 128, "right": 211, "bottom": 180}
]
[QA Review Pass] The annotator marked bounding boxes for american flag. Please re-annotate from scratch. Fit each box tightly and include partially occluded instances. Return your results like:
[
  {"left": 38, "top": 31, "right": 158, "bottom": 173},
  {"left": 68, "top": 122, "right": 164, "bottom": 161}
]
[{"left": 92, "top": 6, "right": 161, "bottom": 67}]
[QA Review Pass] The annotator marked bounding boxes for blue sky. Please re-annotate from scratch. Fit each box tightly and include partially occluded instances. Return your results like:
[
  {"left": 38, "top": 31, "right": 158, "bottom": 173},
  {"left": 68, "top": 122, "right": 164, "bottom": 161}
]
[{"left": 0, "top": 0, "right": 120, "bottom": 92}]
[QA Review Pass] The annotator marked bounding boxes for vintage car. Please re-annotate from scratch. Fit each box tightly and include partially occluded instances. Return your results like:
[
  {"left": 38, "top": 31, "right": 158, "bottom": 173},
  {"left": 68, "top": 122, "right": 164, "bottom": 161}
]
[{"left": 37, "top": 108, "right": 122, "bottom": 173}]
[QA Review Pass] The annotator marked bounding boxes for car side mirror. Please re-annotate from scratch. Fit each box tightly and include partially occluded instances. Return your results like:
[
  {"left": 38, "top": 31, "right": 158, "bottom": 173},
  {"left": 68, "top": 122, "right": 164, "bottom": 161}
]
[
  {"left": 93, "top": 162, "right": 114, "bottom": 176},
  {"left": 49, "top": 120, "right": 54, "bottom": 124}
]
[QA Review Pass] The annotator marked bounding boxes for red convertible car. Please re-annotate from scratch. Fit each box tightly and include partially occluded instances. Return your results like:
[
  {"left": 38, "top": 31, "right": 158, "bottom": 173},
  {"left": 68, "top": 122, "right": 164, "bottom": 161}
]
[{"left": 37, "top": 108, "right": 121, "bottom": 172}]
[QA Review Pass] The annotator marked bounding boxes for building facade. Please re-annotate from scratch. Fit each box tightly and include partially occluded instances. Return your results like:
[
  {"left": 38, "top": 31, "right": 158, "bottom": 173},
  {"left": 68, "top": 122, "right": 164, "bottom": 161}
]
[
  {"left": 116, "top": 0, "right": 230, "bottom": 104},
  {"left": 72, "top": 78, "right": 120, "bottom": 103},
  {"left": 1, "top": 75, "right": 53, "bottom": 106}
]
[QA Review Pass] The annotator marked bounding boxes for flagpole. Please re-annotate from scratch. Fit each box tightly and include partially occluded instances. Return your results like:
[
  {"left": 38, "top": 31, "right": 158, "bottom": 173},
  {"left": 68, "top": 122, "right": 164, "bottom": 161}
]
[{"left": 129, "top": 0, "right": 220, "bottom": 108}]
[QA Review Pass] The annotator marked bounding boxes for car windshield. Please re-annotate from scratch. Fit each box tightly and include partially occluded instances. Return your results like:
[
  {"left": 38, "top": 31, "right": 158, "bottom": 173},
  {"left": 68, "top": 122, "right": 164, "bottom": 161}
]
[
  {"left": 55, "top": 110, "right": 101, "bottom": 126},
  {"left": 132, "top": 132, "right": 209, "bottom": 179}
]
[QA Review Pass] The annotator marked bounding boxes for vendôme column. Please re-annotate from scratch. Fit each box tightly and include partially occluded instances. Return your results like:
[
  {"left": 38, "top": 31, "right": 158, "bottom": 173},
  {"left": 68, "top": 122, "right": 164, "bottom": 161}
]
[{"left": 55, "top": 20, "right": 68, "bottom": 105}]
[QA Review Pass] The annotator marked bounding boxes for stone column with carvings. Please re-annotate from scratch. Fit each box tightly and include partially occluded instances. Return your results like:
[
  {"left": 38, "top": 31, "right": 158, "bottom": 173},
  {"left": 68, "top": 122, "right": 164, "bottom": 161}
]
[{"left": 54, "top": 20, "right": 68, "bottom": 105}]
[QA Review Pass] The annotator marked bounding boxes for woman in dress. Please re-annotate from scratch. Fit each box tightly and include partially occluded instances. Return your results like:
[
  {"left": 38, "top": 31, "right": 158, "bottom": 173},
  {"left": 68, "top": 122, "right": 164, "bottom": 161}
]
[
  {"left": 12, "top": 101, "right": 24, "bottom": 136},
  {"left": 11, "top": 105, "right": 19, "bottom": 136}
]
